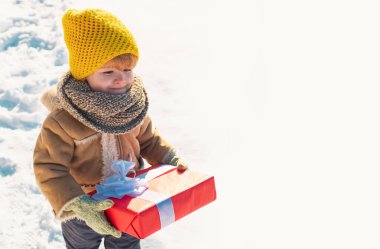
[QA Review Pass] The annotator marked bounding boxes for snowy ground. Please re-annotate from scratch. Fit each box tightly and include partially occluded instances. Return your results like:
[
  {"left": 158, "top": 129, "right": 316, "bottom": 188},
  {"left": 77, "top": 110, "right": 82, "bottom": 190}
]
[{"left": 1, "top": 0, "right": 380, "bottom": 248}]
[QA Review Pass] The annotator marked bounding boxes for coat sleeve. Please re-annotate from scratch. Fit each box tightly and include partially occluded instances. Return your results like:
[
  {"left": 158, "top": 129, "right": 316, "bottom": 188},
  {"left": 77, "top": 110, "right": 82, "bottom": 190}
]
[
  {"left": 33, "top": 115, "right": 84, "bottom": 220},
  {"left": 137, "top": 115, "right": 181, "bottom": 166}
]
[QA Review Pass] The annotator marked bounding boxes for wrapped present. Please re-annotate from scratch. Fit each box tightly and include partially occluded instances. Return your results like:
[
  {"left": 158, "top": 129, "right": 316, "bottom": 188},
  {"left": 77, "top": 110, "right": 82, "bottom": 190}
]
[{"left": 91, "top": 162, "right": 217, "bottom": 239}]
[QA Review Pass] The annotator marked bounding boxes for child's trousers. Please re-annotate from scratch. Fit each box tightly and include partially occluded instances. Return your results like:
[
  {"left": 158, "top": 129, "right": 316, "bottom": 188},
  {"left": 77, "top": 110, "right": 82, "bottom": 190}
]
[{"left": 61, "top": 218, "right": 140, "bottom": 249}]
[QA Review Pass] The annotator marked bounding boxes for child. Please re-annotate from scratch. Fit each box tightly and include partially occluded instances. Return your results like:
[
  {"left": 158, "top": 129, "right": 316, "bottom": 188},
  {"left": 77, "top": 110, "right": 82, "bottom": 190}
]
[{"left": 33, "top": 8, "right": 188, "bottom": 249}]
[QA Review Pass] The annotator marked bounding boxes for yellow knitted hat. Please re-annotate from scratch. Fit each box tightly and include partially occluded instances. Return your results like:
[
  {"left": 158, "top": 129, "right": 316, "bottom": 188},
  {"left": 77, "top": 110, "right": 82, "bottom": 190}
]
[{"left": 62, "top": 9, "right": 139, "bottom": 80}]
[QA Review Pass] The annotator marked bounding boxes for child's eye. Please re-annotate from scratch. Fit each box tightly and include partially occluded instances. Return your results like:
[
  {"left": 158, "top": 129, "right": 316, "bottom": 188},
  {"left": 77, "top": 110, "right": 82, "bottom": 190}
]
[{"left": 103, "top": 71, "right": 113, "bottom": 75}]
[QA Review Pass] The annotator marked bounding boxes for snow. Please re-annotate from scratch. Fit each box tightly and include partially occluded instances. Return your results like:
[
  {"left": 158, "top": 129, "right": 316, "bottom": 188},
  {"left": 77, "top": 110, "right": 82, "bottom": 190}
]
[{"left": 1, "top": 0, "right": 380, "bottom": 248}]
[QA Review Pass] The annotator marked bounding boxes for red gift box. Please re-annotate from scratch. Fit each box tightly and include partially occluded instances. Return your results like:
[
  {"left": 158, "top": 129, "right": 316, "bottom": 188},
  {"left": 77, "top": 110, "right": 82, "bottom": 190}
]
[{"left": 100, "top": 165, "right": 217, "bottom": 239}]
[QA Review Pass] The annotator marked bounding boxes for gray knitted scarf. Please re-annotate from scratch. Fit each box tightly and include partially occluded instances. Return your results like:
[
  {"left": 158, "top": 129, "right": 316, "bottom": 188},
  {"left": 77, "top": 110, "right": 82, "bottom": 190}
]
[{"left": 57, "top": 71, "right": 148, "bottom": 134}]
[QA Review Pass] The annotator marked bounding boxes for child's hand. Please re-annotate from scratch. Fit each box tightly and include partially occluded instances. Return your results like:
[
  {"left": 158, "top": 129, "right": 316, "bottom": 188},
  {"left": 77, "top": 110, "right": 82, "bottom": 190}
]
[
  {"left": 164, "top": 153, "right": 189, "bottom": 171},
  {"left": 177, "top": 162, "right": 189, "bottom": 171},
  {"left": 64, "top": 195, "right": 121, "bottom": 238}
]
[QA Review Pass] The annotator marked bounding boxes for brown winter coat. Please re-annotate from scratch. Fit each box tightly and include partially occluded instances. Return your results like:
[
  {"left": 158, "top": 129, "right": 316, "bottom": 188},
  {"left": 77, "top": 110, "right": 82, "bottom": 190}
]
[{"left": 33, "top": 87, "right": 177, "bottom": 220}]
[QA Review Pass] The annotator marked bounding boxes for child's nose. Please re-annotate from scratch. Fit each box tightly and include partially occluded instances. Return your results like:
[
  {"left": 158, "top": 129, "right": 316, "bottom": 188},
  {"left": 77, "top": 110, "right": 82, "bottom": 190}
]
[{"left": 114, "top": 73, "right": 124, "bottom": 83}]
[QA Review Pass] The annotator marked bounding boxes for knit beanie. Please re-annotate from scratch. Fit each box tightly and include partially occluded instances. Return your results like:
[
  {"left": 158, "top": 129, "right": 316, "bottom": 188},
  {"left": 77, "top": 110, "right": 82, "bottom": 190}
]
[{"left": 62, "top": 9, "right": 139, "bottom": 80}]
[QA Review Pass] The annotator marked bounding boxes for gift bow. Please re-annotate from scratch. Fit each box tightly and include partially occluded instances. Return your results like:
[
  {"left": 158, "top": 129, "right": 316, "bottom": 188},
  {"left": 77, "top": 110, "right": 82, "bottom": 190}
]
[
  {"left": 92, "top": 161, "right": 177, "bottom": 228},
  {"left": 92, "top": 160, "right": 148, "bottom": 200}
]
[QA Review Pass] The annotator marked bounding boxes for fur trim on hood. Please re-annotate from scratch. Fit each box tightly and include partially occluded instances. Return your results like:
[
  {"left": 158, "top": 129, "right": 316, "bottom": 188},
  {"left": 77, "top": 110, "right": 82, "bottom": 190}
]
[{"left": 40, "top": 85, "right": 60, "bottom": 112}]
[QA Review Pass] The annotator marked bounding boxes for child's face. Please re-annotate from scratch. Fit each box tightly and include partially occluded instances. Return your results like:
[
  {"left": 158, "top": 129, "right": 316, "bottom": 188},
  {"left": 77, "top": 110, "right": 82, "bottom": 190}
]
[{"left": 85, "top": 59, "right": 135, "bottom": 95}]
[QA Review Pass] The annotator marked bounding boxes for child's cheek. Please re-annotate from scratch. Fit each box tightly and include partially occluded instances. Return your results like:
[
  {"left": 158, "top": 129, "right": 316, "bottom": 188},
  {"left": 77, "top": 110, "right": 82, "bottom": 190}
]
[{"left": 125, "top": 71, "right": 134, "bottom": 84}]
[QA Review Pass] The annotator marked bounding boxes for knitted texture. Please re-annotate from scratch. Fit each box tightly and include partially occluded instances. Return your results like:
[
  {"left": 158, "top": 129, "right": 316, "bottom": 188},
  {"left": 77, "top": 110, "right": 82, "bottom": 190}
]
[
  {"left": 64, "top": 195, "right": 121, "bottom": 237},
  {"left": 162, "top": 150, "right": 189, "bottom": 170},
  {"left": 62, "top": 9, "right": 139, "bottom": 80},
  {"left": 57, "top": 71, "right": 148, "bottom": 134}
]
